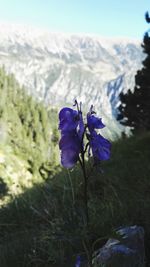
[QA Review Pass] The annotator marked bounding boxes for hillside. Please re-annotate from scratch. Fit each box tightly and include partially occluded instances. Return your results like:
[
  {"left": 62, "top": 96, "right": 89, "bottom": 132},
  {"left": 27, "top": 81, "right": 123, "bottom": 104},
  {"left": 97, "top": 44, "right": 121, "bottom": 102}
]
[
  {"left": 0, "top": 132, "right": 150, "bottom": 266},
  {"left": 0, "top": 67, "right": 58, "bottom": 204}
]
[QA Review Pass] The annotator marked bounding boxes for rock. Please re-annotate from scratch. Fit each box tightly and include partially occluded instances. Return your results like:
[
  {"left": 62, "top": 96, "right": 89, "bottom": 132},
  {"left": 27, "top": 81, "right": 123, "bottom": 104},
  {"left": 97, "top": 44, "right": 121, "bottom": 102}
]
[{"left": 92, "top": 225, "right": 145, "bottom": 267}]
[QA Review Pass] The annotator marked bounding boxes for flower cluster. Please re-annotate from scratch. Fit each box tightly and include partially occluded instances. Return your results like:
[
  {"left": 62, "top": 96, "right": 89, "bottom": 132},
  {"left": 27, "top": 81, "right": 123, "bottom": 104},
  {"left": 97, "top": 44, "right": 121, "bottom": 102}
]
[{"left": 59, "top": 101, "right": 111, "bottom": 168}]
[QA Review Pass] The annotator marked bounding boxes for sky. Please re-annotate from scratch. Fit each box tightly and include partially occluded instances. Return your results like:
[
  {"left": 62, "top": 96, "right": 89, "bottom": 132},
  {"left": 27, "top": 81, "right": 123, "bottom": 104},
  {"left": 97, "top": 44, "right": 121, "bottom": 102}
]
[{"left": 0, "top": 0, "right": 150, "bottom": 39}]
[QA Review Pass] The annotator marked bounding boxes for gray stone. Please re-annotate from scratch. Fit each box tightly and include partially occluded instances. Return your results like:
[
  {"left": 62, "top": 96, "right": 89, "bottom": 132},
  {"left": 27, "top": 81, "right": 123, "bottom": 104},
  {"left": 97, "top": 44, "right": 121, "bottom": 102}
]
[{"left": 92, "top": 225, "right": 145, "bottom": 267}]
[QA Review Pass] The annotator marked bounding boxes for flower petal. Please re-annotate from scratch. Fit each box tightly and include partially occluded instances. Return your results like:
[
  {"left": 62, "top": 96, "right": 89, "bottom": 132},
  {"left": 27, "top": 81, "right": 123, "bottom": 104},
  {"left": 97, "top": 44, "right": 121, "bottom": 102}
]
[
  {"left": 59, "top": 107, "right": 79, "bottom": 132},
  {"left": 59, "top": 132, "right": 80, "bottom": 150},
  {"left": 59, "top": 132, "right": 81, "bottom": 168},
  {"left": 87, "top": 114, "right": 105, "bottom": 132},
  {"left": 61, "top": 148, "right": 79, "bottom": 168},
  {"left": 90, "top": 132, "right": 111, "bottom": 161}
]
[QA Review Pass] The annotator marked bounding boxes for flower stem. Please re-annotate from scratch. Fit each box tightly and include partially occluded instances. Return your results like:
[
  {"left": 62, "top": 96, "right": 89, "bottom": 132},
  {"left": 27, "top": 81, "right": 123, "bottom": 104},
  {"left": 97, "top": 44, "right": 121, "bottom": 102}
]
[{"left": 81, "top": 153, "right": 89, "bottom": 226}]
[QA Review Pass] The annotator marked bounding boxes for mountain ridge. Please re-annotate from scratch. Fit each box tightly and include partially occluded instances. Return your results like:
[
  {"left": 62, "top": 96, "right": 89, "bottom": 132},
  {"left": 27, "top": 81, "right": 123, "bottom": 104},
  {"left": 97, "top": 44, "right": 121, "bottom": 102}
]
[{"left": 0, "top": 22, "right": 144, "bottom": 138}]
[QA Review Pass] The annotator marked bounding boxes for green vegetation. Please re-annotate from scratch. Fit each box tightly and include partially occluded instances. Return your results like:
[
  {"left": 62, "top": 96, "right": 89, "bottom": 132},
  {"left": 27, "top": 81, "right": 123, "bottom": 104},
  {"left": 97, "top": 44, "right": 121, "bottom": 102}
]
[
  {"left": 0, "top": 67, "right": 59, "bottom": 202},
  {"left": 118, "top": 13, "right": 150, "bottom": 133},
  {"left": 0, "top": 132, "right": 150, "bottom": 266}
]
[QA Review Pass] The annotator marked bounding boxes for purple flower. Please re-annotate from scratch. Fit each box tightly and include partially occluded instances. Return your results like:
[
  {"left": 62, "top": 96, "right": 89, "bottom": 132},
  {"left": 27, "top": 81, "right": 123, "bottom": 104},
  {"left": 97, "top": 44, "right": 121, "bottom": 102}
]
[
  {"left": 87, "top": 106, "right": 111, "bottom": 162},
  {"left": 89, "top": 131, "right": 111, "bottom": 161},
  {"left": 59, "top": 131, "right": 81, "bottom": 168},
  {"left": 75, "top": 255, "right": 81, "bottom": 267},
  {"left": 87, "top": 113, "right": 105, "bottom": 133},
  {"left": 58, "top": 102, "right": 111, "bottom": 168},
  {"left": 59, "top": 107, "right": 79, "bottom": 132},
  {"left": 59, "top": 106, "right": 84, "bottom": 168}
]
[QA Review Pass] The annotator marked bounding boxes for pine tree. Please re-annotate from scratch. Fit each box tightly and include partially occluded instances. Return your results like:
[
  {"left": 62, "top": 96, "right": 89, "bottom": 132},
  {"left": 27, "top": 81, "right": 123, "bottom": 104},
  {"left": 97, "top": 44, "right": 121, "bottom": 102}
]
[
  {"left": 0, "top": 66, "right": 58, "bottom": 176},
  {"left": 117, "top": 12, "right": 150, "bottom": 133}
]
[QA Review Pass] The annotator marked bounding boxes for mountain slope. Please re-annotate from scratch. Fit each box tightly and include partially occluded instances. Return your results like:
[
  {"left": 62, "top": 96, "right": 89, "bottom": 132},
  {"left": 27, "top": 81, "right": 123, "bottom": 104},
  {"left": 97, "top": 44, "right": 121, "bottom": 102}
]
[
  {"left": 0, "top": 67, "right": 59, "bottom": 203},
  {"left": 0, "top": 23, "right": 144, "bottom": 137}
]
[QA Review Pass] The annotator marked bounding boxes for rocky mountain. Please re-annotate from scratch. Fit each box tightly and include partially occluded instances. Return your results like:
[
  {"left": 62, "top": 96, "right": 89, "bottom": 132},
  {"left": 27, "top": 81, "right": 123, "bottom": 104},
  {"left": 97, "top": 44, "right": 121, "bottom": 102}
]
[{"left": 0, "top": 23, "right": 144, "bottom": 138}]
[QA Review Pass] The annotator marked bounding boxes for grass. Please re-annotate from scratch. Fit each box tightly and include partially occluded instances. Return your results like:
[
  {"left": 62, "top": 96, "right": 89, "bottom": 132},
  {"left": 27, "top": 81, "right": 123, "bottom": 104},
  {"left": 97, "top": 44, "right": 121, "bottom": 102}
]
[{"left": 0, "top": 132, "right": 150, "bottom": 266}]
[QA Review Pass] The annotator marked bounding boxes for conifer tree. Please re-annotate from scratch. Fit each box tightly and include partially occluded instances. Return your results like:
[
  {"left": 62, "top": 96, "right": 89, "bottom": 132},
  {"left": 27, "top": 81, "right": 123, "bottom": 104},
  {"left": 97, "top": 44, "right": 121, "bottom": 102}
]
[
  {"left": 0, "top": 66, "right": 58, "bottom": 176},
  {"left": 117, "top": 12, "right": 150, "bottom": 133}
]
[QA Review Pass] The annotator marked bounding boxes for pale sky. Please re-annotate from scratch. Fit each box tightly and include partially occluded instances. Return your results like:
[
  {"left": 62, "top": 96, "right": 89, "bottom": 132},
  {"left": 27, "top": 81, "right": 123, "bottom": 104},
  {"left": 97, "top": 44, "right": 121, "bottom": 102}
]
[{"left": 0, "top": 0, "right": 150, "bottom": 38}]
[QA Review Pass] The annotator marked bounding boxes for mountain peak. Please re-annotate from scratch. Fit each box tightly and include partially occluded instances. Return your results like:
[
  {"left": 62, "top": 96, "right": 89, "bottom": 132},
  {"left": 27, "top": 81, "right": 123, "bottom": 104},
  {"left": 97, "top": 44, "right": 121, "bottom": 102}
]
[{"left": 0, "top": 22, "right": 144, "bottom": 138}]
